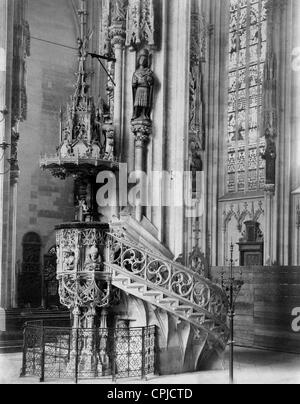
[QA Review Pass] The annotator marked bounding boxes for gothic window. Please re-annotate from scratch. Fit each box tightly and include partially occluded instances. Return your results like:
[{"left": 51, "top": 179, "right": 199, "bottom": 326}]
[
  {"left": 22, "top": 232, "right": 41, "bottom": 272},
  {"left": 226, "top": 0, "right": 267, "bottom": 193}
]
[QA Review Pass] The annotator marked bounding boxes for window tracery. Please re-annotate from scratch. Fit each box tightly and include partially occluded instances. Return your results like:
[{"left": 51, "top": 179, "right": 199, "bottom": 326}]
[{"left": 227, "top": 0, "right": 267, "bottom": 193}]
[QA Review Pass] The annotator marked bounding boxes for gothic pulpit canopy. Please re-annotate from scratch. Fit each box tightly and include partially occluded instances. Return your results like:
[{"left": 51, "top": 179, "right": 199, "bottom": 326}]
[{"left": 40, "top": 0, "right": 119, "bottom": 179}]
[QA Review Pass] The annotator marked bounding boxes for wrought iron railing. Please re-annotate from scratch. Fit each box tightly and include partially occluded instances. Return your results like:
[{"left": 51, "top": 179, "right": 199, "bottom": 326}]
[
  {"left": 21, "top": 321, "right": 156, "bottom": 383},
  {"left": 106, "top": 233, "right": 229, "bottom": 331}
]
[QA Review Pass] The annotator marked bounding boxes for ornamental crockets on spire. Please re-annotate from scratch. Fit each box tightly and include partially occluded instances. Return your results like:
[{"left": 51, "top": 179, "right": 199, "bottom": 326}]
[
  {"left": 126, "top": 0, "right": 155, "bottom": 51},
  {"left": 41, "top": 0, "right": 118, "bottom": 183},
  {"left": 189, "top": 3, "right": 209, "bottom": 173},
  {"left": 100, "top": 0, "right": 156, "bottom": 52},
  {"left": 261, "top": 0, "right": 280, "bottom": 192}
]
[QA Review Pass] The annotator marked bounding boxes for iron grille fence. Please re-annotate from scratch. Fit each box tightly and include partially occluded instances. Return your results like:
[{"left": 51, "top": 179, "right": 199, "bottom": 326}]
[{"left": 21, "top": 321, "right": 156, "bottom": 383}]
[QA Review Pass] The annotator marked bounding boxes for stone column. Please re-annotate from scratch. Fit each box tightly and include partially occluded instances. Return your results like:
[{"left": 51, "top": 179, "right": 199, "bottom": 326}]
[
  {"left": 206, "top": 0, "right": 225, "bottom": 266},
  {"left": 110, "top": 16, "right": 126, "bottom": 222},
  {"left": 132, "top": 121, "right": 151, "bottom": 222},
  {"left": 264, "top": 0, "right": 290, "bottom": 265},
  {"left": 110, "top": 23, "right": 126, "bottom": 160},
  {"left": 290, "top": 0, "right": 300, "bottom": 265},
  {"left": 0, "top": 0, "right": 8, "bottom": 308},
  {"left": 264, "top": 185, "right": 275, "bottom": 265},
  {"left": 10, "top": 172, "right": 18, "bottom": 307}
]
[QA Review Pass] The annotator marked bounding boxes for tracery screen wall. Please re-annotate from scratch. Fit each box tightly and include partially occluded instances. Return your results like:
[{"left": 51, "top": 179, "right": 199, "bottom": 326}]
[{"left": 227, "top": 0, "right": 267, "bottom": 193}]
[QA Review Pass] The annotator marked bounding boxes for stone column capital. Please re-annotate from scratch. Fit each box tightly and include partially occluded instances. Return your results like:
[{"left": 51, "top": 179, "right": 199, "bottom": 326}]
[
  {"left": 110, "top": 22, "right": 126, "bottom": 49},
  {"left": 265, "top": 184, "right": 275, "bottom": 196},
  {"left": 131, "top": 119, "right": 152, "bottom": 147}
]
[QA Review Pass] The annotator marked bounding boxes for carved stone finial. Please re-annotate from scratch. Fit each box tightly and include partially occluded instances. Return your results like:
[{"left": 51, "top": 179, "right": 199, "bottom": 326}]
[
  {"left": 110, "top": 0, "right": 128, "bottom": 49},
  {"left": 126, "top": 0, "right": 155, "bottom": 51},
  {"left": 191, "top": 12, "right": 209, "bottom": 65},
  {"left": 112, "top": 0, "right": 128, "bottom": 23}
]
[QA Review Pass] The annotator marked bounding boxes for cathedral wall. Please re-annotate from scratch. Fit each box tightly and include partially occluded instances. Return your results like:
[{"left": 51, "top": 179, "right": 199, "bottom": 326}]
[
  {"left": 290, "top": 0, "right": 300, "bottom": 266},
  {"left": 16, "top": 0, "right": 78, "bottom": 305},
  {"left": 210, "top": 266, "right": 300, "bottom": 354},
  {"left": 204, "top": 0, "right": 297, "bottom": 267},
  {"left": 119, "top": 0, "right": 190, "bottom": 259}
]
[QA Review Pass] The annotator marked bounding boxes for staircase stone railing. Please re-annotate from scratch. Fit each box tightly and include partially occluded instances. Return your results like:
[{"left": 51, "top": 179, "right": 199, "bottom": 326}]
[{"left": 105, "top": 232, "right": 229, "bottom": 350}]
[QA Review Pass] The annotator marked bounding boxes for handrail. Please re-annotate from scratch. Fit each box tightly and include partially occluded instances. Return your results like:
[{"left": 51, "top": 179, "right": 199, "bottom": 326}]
[
  {"left": 107, "top": 232, "right": 225, "bottom": 292},
  {"left": 106, "top": 232, "right": 229, "bottom": 326}
]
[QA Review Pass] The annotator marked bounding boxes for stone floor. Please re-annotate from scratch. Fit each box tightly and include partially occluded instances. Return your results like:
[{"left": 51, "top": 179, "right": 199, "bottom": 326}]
[{"left": 1, "top": 347, "right": 300, "bottom": 384}]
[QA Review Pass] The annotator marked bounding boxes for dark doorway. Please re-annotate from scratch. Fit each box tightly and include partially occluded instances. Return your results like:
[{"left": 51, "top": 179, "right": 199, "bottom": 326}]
[
  {"left": 18, "top": 232, "right": 42, "bottom": 308},
  {"left": 44, "top": 246, "right": 60, "bottom": 308}
]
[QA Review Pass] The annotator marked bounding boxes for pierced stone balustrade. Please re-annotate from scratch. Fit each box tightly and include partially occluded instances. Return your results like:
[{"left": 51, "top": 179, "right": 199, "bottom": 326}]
[{"left": 106, "top": 232, "right": 230, "bottom": 350}]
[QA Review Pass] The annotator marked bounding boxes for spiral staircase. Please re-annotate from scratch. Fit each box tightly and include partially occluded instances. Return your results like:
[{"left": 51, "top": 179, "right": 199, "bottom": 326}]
[{"left": 105, "top": 230, "right": 230, "bottom": 352}]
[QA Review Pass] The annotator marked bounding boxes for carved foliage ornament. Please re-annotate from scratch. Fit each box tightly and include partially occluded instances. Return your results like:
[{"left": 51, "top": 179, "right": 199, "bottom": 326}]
[
  {"left": 189, "top": 11, "right": 208, "bottom": 168},
  {"left": 12, "top": 19, "right": 31, "bottom": 126},
  {"left": 126, "top": 0, "right": 155, "bottom": 50},
  {"left": 41, "top": 6, "right": 117, "bottom": 174},
  {"left": 56, "top": 227, "right": 107, "bottom": 275},
  {"left": 100, "top": 0, "right": 155, "bottom": 51},
  {"left": 261, "top": 51, "right": 277, "bottom": 188},
  {"left": 10, "top": 2, "right": 31, "bottom": 182},
  {"left": 102, "top": 0, "right": 155, "bottom": 50},
  {"left": 112, "top": 0, "right": 128, "bottom": 22},
  {"left": 190, "top": 12, "right": 209, "bottom": 65},
  {"left": 223, "top": 201, "right": 264, "bottom": 232}
]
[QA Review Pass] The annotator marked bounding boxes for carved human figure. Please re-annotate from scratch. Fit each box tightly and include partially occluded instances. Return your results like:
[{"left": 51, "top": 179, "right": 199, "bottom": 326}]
[
  {"left": 60, "top": 139, "right": 72, "bottom": 158},
  {"left": 104, "top": 127, "right": 115, "bottom": 160},
  {"left": 78, "top": 198, "right": 89, "bottom": 222},
  {"left": 113, "top": 0, "right": 127, "bottom": 22},
  {"left": 85, "top": 245, "right": 102, "bottom": 271},
  {"left": 261, "top": 129, "right": 276, "bottom": 185},
  {"left": 132, "top": 49, "right": 154, "bottom": 121},
  {"left": 63, "top": 251, "right": 75, "bottom": 271}
]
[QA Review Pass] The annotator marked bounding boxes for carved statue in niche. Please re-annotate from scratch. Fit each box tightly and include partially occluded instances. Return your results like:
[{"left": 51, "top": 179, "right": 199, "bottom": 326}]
[
  {"left": 60, "top": 139, "right": 73, "bottom": 158},
  {"left": 103, "top": 124, "right": 115, "bottom": 160},
  {"left": 189, "top": 246, "right": 208, "bottom": 278},
  {"left": 190, "top": 138, "right": 203, "bottom": 172},
  {"left": 85, "top": 245, "right": 103, "bottom": 271},
  {"left": 63, "top": 250, "right": 75, "bottom": 271},
  {"left": 10, "top": 125, "right": 20, "bottom": 173},
  {"left": 112, "top": 0, "right": 128, "bottom": 22},
  {"left": 261, "top": 129, "right": 276, "bottom": 185},
  {"left": 132, "top": 49, "right": 154, "bottom": 121}
]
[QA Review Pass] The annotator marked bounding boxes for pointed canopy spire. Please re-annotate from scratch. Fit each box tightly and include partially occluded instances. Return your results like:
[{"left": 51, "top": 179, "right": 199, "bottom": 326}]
[{"left": 40, "top": 0, "right": 118, "bottom": 178}]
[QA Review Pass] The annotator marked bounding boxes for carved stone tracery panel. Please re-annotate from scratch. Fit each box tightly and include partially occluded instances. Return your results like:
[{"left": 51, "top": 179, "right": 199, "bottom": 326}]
[{"left": 222, "top": 199, "right": 265, "bottom": 264}]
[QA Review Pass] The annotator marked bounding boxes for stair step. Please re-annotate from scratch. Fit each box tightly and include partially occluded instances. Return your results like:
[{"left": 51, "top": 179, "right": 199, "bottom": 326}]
[
  {"left": 159, "top": 298, "right": 178, "bottom": 305},
  {"left": 189, "top": 313, "right": 204, "bottom": 318},
  {"left": 126, "top": 284, "right": 145, "bottom": 290},
  {"left": 113, "top": 275, "right": 129, "bottom": 282},
  {"left": 143, "top": 291, "right": 162, "bottom": 297},
  {"left": 175, "top": 305, "right": 193, "bottom": 311}
]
